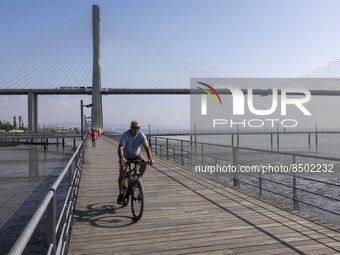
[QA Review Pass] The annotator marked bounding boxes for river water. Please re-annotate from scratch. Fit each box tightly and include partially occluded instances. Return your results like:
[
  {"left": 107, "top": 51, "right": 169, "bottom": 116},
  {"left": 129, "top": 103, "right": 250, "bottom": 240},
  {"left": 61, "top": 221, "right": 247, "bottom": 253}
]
[{"left": 0, "top": 140, "right": 79, "bottom": 254}]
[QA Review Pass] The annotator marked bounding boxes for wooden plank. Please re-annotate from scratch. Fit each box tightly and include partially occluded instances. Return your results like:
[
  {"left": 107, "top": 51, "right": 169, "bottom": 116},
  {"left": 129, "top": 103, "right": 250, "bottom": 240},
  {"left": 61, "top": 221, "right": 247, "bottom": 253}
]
[{"left": 68, "top": 136, "right": 340, "bottom": 255}]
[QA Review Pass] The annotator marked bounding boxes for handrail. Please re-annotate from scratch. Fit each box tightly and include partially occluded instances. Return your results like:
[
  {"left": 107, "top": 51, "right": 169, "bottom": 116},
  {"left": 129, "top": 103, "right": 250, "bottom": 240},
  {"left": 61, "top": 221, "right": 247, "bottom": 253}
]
[
  {"left": 143, "top": 128, "right": 340, "bottom": 135},
  {"left": 154, "top": 136, "right": 340, "bottom": 167},
  {"left": 0, "top": 133, "right": 80, "bottom": 138},
  {"left": 153, "top": 136, "right": 340, "bottom": 220},
  {"left": 8, "top": 192, "right": 54, "bottom": 255},
  {"left": 8, "top": 136, "right": 87, "bottom": 255},
  {"left": 153, "top": 136, "right": 340, "bottom": 161},
  {"left": 50, "top": 142, "right": 82, "bottom": 191}
]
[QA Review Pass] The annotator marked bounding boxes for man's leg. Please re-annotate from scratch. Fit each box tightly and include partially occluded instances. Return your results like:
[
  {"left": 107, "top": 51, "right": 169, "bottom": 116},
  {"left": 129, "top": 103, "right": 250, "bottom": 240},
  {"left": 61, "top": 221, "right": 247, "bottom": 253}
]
[
  {"left": 118, "top": 164, "right": 127, "bottom": 194},
  {"left": 138, "top": 156, "right": 147, "bottom": 177},
  {"left": 117, "top": 163, "right": 127, "bottom": 204}
]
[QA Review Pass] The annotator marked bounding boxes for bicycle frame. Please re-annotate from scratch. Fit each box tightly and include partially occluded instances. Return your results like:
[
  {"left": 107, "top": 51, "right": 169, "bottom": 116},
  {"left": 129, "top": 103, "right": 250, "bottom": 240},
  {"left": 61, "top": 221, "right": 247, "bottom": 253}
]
[
  {"left": 125, "top": 159, "right": 149, "bottom": 180},
  {"left": 121, "top": 160, "right": 148, "bottom": 220},
  {"left": 126, "top": 162, "right": 140, "bottom": 181}
]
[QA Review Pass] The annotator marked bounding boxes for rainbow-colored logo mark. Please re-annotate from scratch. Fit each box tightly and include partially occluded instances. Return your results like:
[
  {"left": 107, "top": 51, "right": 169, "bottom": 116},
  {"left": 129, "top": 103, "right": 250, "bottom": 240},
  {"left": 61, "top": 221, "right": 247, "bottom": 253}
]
[{"left": 196, "top": 82, "right": 223, "bottom": 106}]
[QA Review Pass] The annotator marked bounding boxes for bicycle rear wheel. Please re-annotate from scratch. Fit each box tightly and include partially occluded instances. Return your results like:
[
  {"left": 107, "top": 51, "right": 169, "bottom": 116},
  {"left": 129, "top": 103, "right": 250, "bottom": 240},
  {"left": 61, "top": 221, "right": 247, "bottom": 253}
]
[{"left": 131, "top": 179, "right": 144, "bottom": 221}]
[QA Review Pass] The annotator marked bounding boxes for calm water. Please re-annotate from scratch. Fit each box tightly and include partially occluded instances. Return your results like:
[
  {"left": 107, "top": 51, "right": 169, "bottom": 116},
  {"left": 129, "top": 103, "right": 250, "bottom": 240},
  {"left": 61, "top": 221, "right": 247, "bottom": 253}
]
[{"left": 0, "top": 140, "right": 79, "bottom": 254}]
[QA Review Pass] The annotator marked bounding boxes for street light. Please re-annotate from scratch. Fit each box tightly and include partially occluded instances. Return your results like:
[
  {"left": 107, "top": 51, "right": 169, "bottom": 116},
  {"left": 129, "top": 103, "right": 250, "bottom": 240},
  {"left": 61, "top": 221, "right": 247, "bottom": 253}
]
[{"left": 81, "top": 100, "right": 94, "bottom": 140}]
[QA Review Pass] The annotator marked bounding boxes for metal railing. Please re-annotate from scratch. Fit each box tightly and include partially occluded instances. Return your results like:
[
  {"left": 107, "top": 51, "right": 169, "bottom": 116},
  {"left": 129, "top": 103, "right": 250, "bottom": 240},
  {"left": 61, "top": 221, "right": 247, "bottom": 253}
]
[
  {"left": 0, "top": 133, "right": 80, "bottom": 151},
  {"left": 8, "top": 137, "right": 87, "bottom": 255},
  {"left": 152, "top": 136, "right": 340, "bottom": 219}
]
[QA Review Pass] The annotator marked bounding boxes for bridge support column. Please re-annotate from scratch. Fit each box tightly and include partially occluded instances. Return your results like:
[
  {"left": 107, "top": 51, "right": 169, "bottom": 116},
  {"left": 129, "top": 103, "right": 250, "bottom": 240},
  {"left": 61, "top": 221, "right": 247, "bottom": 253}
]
[
  {"left": 91, "top": 5, "right": 103, "bottom": 130},
  {"left": 28, "top": 93, "right": 38, "bottom": 133}
]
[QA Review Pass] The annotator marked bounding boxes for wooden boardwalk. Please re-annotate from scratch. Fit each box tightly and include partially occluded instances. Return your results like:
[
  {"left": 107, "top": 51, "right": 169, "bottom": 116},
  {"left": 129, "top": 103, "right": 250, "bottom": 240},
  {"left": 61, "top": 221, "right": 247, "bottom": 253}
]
[{"left": 68, "top": 136, "right": 340, "bottom": 255}]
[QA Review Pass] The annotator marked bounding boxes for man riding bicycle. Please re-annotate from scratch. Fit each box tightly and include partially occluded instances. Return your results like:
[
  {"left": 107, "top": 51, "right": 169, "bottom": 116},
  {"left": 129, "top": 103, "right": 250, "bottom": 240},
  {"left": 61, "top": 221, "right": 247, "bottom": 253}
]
[{"left": 117, "top": 120, "right": 155, "bottom": 204}]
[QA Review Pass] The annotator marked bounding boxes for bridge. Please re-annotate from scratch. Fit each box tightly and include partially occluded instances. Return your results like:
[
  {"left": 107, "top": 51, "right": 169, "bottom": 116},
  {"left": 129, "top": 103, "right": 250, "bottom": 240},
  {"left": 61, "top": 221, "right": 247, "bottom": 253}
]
[{"left": 2, "top": 5, "right": 340, "bottom": 133}]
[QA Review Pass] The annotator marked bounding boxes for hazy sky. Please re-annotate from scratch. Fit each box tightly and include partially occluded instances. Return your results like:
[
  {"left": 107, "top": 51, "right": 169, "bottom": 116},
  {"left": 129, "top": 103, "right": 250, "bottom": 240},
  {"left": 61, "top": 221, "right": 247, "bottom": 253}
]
[{"left": 2, "top": 0, "right": 340, "bottom": 130}]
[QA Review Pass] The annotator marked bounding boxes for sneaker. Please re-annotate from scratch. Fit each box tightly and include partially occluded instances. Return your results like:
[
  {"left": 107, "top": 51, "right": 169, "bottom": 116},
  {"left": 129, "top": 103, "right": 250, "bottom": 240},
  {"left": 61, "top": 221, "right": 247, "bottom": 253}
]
[{"left": 117, "top": 194, "right": 124, "bottom": 204}]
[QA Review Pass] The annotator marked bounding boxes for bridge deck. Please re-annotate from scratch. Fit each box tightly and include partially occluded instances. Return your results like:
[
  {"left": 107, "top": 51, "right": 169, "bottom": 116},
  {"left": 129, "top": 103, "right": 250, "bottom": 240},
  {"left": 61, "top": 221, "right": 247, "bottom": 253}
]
[{"left": 68, "top": 136, "right": 340, "bottom": 255}]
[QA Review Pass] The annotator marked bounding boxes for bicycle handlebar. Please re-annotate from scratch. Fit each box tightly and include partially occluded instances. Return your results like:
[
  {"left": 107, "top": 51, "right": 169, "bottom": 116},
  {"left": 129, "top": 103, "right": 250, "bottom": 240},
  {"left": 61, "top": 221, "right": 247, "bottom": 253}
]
[{"left": 126, "top": 159, "right": 150, "bottom": 165}]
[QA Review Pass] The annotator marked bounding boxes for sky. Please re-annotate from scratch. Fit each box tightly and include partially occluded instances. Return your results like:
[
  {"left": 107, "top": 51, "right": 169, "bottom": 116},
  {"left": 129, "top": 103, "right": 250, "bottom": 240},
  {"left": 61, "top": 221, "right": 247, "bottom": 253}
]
[{"left": 2, "top": 0, "right": 340, "bottom": 130}]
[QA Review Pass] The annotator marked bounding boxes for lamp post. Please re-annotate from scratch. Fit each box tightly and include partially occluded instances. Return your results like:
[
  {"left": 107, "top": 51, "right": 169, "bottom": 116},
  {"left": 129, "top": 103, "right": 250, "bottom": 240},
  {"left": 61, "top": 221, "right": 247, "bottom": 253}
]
[{"left": 80, "top": 100, "right": 94, "bottom": 140}]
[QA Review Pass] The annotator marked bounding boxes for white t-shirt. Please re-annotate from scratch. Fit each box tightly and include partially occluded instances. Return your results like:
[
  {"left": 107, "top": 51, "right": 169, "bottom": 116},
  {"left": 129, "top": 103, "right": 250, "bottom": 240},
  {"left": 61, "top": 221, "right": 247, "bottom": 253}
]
[{"left": 120, "top": 130, "right": 148, "bottom": 158}]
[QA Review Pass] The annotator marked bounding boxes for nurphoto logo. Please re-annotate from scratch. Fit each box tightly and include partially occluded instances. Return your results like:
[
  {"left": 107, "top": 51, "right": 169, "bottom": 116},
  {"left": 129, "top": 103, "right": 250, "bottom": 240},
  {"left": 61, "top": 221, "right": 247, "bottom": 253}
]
[{"left": 191, "top": 78, "right": 313, "bottom": 129}]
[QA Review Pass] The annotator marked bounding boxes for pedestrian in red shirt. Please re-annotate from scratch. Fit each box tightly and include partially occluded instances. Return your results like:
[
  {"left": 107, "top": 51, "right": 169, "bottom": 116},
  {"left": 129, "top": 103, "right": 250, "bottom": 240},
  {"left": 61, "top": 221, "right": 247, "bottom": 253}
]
[{"left": 91, "top": 129, "right": 97, "bottom": 147}]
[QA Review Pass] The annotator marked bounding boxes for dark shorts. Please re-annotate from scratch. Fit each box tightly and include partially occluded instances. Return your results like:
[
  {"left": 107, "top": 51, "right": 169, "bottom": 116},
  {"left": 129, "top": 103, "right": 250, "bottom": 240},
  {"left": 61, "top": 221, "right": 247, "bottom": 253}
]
[{"left": 124, "top": 155, "right": 140, "bottom": 161}]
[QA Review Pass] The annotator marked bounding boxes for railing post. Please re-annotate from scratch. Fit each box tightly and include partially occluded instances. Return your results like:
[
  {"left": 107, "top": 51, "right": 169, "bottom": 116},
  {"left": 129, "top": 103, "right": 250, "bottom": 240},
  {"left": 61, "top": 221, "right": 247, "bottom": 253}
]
[
  {"left": 82, "top": 140, "right": 85, "bottom": 165},
  {"left": 259, "top": 171, "right": 262, "bottom": 196},
  {"left": 173, "top": 148, "right": 176, "bottom": 162},
  {"left": 155, "top": 137, "right": 158, "bottom": 156},
  {"left": 44, "top": 126, "right": 47, "bottom": 151},
  {"left": 201, "top": 143, "right": 204, "bottom": 164},
  {"left": 232, "top": 147, "right": 239, "bottom": 187},
  {"left": 215, "top": 157, "right": 218, "bottom": 181},
  {"left": 81, "top": 100, "right": 84, "bottom": 140},
  {"left": 181, "top": 140, "right": 184, "bottom": 166},
  {"left": 270, "top": 133, "right": 273, "bottom": 151},
  {"left": 166, "top": 139, "right": 169, "bottom": 160},
  {"left": 190, "top": 134, "right": 193, "bottom": 170},
  {"left": 292, "top": 155, "right": 299, "bottom": 210},
  {"left": 148, "top": 124, "right": 152, "bottom": 148},
  {"left": 48, "top": 192, "right": 56, "bottom": 255},
  {"left": 69, "top": 158, "right": 73, "bottom": 187},
  {"left": 237, "top": 125, "right": 240, "bottom": 147},
  {"left": 276, "top": 124, "right": 280, "bottom": 151},
  {"left": 315, "top": 124, "right": 318, "bottom": 147}
]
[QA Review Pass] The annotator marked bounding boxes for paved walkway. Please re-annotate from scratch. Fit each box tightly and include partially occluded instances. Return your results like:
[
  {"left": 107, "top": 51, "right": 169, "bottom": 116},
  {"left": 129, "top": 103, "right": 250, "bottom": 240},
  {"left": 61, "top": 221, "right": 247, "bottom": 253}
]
[{"left": 68, "top": 136, "right": 340, "bottom": 255}]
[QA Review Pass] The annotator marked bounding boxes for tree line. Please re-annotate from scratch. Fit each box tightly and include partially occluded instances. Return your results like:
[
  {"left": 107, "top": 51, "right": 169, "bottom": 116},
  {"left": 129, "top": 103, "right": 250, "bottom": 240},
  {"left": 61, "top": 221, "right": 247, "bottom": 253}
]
[{"left": 0, "top": 116, "right": 27, "bottom": 132}]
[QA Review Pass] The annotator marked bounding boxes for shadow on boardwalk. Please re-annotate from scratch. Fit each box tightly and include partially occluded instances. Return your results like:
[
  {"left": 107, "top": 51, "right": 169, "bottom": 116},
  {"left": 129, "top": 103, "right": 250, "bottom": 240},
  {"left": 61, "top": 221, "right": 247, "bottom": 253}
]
[
  {"left": 74, "top": 202, "right": 139, "bottom": 228},
  {"left": 69, "top": 136, "right": 340, "bottom": 255}
]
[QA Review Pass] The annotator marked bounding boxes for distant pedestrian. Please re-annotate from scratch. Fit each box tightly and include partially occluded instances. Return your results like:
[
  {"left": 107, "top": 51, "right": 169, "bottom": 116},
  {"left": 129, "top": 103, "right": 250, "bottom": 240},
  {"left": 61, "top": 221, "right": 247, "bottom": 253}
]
[{"left": 91, "top": 129, "right": 97, "bottom": 147}]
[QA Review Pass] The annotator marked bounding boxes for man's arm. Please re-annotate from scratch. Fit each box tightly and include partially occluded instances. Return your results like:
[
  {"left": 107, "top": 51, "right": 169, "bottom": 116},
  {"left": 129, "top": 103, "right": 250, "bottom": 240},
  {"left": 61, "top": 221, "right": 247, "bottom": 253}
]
[
  {"left": 118, "top": 142, "right": 126, "bottom": 164},
  {"left": 143, "top": 143, "right": 155, "bottom": 164}
]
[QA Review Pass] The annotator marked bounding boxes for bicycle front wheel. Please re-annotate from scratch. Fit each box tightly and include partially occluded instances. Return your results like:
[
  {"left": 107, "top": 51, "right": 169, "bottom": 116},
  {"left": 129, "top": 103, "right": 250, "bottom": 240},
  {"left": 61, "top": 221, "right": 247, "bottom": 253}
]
[{"left": 131, "top": 179, "right": 144, "bottom": 221}]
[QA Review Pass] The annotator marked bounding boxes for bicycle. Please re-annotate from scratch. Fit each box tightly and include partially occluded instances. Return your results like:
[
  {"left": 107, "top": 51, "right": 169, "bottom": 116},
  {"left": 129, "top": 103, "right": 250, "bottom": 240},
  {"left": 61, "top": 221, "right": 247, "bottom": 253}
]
[{"left": 121, "top": 159, "right": 149, "bottom": 221}]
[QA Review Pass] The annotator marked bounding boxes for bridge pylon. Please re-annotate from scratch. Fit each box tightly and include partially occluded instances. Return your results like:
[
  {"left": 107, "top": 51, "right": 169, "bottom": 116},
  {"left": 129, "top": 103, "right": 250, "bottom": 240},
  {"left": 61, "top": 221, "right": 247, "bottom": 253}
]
[
  {"left": 91, "top": 5, "right": 103, "bottom": 130},
  {"left": 28, "top": 93, "right": 38, "bottom": 133}
]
